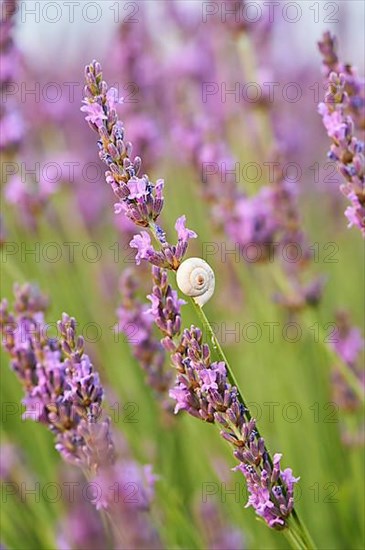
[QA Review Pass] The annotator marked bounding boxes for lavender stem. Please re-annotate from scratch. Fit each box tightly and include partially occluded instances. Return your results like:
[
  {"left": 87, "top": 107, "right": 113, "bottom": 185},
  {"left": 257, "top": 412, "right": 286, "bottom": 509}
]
[
  {"left": 149, "top": 224, "right": 315, "bottom": 550},
  {"left": 193, "top": 297, "right": 318, "bottom": 549},
  {"left": 191, "top": 299, "right": 246, "bottom": 404}
]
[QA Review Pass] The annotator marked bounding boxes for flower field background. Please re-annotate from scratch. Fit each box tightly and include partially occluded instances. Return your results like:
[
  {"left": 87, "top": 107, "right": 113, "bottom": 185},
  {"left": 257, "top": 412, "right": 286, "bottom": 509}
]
[{"left": 1, "top": 1, "right": 364, "bottom": 549}]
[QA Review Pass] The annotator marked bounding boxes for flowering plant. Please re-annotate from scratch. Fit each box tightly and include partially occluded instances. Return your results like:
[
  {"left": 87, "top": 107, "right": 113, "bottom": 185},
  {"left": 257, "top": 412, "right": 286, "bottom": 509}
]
[{"left": 1, "top": 3, "right": 364, "bottom": 550}]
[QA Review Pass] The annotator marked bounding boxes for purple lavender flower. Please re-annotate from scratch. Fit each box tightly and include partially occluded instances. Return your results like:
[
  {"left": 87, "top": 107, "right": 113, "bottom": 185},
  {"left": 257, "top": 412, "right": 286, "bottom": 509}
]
[
  {"left": 0, "top": 283, "right": 157, "bottom": 475},
  {"left": 82, "top": 62, "right": 163, "bottom": 228},
  {"left": 57, "top": 458, "right": 159, "bottom": 550},
  {"left": 81, "top": 59, "right": 302, "bottom": 534},
  {"left": 92, "top": 461, "right": 157, "bottom": 512},
  {"left": 144, "top": 267, "right": 299, "bottom": 528},
  {"left": 0, "top": 286, "right": 114, "bottom": 470},
  {"left": 235, "top": 453, "right": 299, "bottom": 528},
  {"left": 80, "top": 99, "right": 108, "bottom": 125},
  {"left": 82, "top": 60, "right": 197, "bottom": 270},
  {"left": 1, "top": 283, "right": 161, "bottom": 547},
  {"left": 344, "top": 191, "right": 365, "bottom": 232},
  {"left": 332, "top": 314, "right": 364, "bottom": 366},
  {"left": 168, "top": 325, "right": 299, "bottom": 528},
  {"left": 318, "top": 32, "right": 365, "bottom": 130},
  {"left": 57, "top": 494, "right": 106, "bottom": 550},
  {"left": 318, "top": 40, "right": 365, "bottom": 235},
  {"left": 129, "top": 232, "right": 156, "bottom": 265},
  {"left": 128, "top": 216, "right": 197, "bottom": 270},
  {"left": 225, "top": 187, "right": 279, "bottom": 250},
  {"left": 197, "top": 500, "right": 245, "bottom": 550},
  {"left": 91, "top": 460, "right": 160, "bottom": 548}
]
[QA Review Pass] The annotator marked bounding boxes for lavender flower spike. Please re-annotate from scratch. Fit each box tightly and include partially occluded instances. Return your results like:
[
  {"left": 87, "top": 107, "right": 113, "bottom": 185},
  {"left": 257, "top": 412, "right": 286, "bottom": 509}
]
[
  {"left": 82, "top": 61, "right": 162, "bottom": 228},
  {"left": 82, "top": 60, "right": 197, "bottom": 269},
  {"left": 146, "top": 270, "right": 299, "bottom": 529},
  {"left": 0, "top": 284, "right": 114, "bottom": 470},
  {"left": 147, "top": 266, "right": 186, "bottom": 352},
  {"left": 0, "top": 284, "right": 159, "bottom": 538},
  {"left": 318, "top": 36, "right": 365, "bottom": 235},
  {"left": 318, "top": 32, "right": 365, "bottom": 130},
  {"left": 81, "top": 60, "right": 311, "bottom": 543}
]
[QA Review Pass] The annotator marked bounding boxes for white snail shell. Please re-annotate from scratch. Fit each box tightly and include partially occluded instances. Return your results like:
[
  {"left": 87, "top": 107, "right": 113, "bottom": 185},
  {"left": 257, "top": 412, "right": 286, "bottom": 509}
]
[{"left": 176, "top": 258, "right": 215, "bottom": 307}]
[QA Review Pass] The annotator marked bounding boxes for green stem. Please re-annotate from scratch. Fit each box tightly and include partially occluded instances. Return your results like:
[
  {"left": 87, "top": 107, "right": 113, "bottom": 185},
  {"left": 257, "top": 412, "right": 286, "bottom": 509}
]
[
  {"left": 190, "top": 298, "right": 243, "bottom": 396},
  {"left": 192, "top": 299, "right": 316, "bottom": 549},
  {"left": 284, "top": 527, "right": 304, "bottom": 550},
  {"left": 288, "top": 512, "right": 316, "bottom": 550},
  {"left": 148, "top": 225, "right": 316, "bottom": 549}
]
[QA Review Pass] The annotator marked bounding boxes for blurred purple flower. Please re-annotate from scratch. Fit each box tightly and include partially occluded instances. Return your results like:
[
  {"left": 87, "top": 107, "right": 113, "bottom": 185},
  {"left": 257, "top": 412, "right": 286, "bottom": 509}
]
[
  {"left": 0, "top": 0, "right": 24, "bottom": 152},
  {"left": 116, "top": 269, "right": 172, "bottom": 401},
  {"left": 197, "top": 499, "right": 245, "bottom": 550},
  {"left": 226, "top": 188, "right": 279, "bottom": 247},
  {"left": 328, "top": 312, "right": 364, "bottom": 443},
  {"left": 333, "top": 322, "right": 364, "bottom": 365}
]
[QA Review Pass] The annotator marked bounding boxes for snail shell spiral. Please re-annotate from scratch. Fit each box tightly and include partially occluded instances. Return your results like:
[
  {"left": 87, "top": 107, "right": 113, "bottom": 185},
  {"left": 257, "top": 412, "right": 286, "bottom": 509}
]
[{"left": 176, "top": 257, "right": 215, "bottom": 307}]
